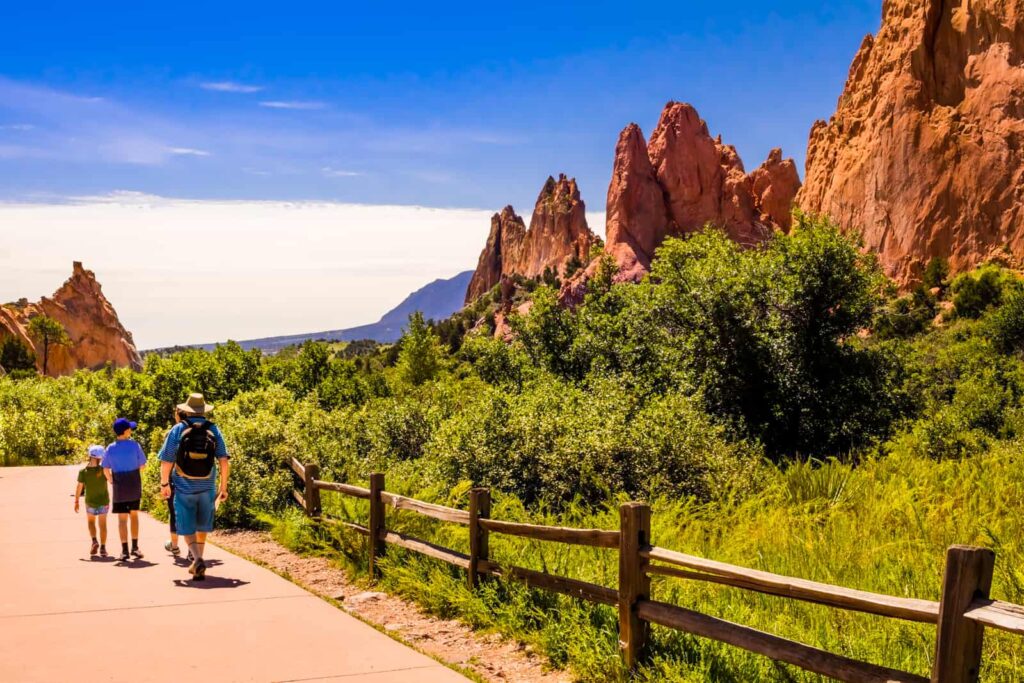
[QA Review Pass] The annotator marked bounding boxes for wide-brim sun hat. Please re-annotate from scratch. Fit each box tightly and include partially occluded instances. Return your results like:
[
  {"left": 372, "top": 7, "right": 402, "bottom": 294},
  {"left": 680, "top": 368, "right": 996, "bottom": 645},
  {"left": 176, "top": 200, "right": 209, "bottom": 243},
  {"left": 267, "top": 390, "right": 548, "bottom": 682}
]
[{"left": 177, "top": 392, "right": 213, "bottom": 415}]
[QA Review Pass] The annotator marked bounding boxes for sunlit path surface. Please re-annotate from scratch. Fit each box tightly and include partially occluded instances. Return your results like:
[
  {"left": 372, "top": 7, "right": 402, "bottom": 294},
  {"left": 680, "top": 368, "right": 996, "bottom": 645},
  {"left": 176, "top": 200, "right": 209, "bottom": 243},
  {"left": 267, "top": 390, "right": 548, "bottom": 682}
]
[{"left": 0, "top": 465, "right": 469, "bottom": 683}]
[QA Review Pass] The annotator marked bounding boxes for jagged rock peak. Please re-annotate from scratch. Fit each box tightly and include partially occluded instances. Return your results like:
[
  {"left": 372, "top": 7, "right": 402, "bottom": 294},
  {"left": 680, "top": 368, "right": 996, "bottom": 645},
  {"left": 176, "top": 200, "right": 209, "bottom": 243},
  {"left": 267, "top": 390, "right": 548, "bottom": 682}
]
[
  {"left": 0, "top": 262, "right": 142, "bottom": 376},
  {"left": 798, "top": 0, "right": 1024, "bottom": 284},
  {"left": 465, "top": 175, "right": 596, "bottom": 304},
  {"left": 599, "top": 101, "right": 801, "bottom": 285}
]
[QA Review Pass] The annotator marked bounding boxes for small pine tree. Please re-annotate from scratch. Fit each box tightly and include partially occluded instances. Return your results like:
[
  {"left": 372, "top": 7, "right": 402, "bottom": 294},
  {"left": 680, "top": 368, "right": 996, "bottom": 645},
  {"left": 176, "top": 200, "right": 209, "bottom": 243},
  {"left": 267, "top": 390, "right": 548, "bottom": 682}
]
[
  {"left": 922, "top": 257, "right": 950, "bottom": 291},
  {"left": 27, "top": 315, "right": 69, "bottom": 376}
]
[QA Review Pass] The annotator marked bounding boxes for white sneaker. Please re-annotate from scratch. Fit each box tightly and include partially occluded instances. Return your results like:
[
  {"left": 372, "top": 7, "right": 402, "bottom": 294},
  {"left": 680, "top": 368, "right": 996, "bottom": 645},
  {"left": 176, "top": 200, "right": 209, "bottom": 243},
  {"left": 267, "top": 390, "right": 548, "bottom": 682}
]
[{"left": 164, "top": 540, "right": 180, "bottom": 556}]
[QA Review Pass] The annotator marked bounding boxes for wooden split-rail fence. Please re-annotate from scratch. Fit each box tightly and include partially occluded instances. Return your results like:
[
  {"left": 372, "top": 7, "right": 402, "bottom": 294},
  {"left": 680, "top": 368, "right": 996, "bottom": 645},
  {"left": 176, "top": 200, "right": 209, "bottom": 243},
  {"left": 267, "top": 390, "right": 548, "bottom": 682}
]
[{"left": 290, "top": 459, "right": 1024, "bottom": 682}]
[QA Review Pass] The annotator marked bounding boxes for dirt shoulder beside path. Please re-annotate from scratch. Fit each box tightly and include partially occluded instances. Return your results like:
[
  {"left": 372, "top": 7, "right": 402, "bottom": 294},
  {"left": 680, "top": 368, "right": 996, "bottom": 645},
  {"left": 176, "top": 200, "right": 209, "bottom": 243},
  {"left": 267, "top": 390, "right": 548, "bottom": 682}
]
[{"left": 210, "top": 529, "right": 572, "bottom": 683}]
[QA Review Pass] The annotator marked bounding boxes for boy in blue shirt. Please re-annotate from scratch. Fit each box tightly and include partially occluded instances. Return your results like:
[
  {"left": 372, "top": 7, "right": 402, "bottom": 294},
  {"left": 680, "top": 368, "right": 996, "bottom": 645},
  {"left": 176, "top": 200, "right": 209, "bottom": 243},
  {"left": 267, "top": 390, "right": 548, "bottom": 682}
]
[{"left": 102, "top": 418, "right": 147, "bottom": 562}]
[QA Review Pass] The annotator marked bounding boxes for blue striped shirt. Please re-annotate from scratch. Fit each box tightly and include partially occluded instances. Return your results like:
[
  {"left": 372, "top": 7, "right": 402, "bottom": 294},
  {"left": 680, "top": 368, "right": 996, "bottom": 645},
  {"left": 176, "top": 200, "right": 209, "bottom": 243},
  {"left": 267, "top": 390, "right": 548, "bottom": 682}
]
[{"left": 157, "top": 418, "right": 229, "bottom": 494}]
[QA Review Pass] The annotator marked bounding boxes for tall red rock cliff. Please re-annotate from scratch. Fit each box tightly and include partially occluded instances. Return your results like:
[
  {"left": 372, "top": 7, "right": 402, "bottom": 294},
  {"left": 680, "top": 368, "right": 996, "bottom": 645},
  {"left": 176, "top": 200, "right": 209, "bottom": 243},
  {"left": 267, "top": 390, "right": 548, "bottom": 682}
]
[
  {"left": 572, "top": 101, "right": 799, "bottom": 299},
  {"left": 465, "top": 174, "right": 596, "bottom": 304},
  {"left": 0, "top": 262, "right": 142, "bottom": 376},
  {"left": 798, "top": 0, "right": 1024, "bottom": 284}
]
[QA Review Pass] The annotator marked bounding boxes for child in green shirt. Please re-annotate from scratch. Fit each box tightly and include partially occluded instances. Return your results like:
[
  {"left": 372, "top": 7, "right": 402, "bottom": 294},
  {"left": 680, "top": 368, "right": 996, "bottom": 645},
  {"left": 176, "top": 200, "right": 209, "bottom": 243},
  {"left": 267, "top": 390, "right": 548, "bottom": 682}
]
[{"left": 75, "top": 445, "right": 110, "bottom": 557}]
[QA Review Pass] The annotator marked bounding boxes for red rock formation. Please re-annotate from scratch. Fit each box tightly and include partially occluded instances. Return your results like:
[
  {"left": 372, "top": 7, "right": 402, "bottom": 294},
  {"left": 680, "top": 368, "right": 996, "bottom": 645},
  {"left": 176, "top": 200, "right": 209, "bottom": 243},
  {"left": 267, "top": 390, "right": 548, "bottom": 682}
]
[
  {"left": 798, "top": 0, "right": 1024, "bottom": 284},
  {"left": 750, "top": 148, "right": 801, "bottom": 231},
  {"left": 465, "top": 206, "right": 526, "bottom": 304},
  {"left": 0, "top": 262, "right": 142, "bottom": 376},
  {"left": 562, "top": 102, "right": 800, "bottom": 303},
  {"left": 465, "top": 175, "right": 596, "bottom": 304}
]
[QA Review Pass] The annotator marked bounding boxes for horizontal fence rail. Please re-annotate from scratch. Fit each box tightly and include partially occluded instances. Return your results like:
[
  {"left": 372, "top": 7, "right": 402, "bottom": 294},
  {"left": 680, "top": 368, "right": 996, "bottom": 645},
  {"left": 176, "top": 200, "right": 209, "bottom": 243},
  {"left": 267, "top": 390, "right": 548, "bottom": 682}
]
[
  {"left": 643, "top": 546, "right": 941, "bottom": 623},
  {"left": 477, "top": 517, "right": 619, "bottom": 548},
  {"left": 289, "top": 463, "right": 1024, "bottom": 682}
]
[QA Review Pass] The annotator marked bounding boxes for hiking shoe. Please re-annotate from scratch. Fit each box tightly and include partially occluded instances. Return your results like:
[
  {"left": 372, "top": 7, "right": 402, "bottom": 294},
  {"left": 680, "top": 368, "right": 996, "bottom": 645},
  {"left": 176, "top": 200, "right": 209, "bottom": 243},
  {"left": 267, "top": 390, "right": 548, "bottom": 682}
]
[
  {"left": 130, "top": 547, "right": 144, "bottom": 559},
  {"left": 188, "top": 557, "right": 206, "bottom": 579},
  {"left": 164, "top": 541, "right": 181, "bottom": 556},
  {"left": 117, "top": 551, "right": 130, "bottom": 562},
  {"left": 90, "top": 540, "right": 99, "bottom": 556},
  {"left": 99, "top": 545, "right": 108, "bottom": 557}
]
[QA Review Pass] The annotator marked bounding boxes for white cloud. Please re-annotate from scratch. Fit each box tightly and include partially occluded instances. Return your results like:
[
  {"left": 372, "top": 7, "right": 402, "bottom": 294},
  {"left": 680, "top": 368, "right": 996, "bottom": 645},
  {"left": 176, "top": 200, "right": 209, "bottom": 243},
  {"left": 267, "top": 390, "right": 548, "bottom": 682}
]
[
  {"left": 199, "top": 81, "right": 263, "bottom": 93},
  {"left": 321, "top": 166, "right": 362, "bottom": 178},
  {"left": 0, "top": 194, "right": 489, "bottom": 349},
  {"left": 0, "top": 123, "right": 35, "bottom": 131},
  {"left": 259, "top": 100, "right": 327, "bottom": 110},
  {"left": 167, "top": 146, "right": 211, "bottom": 157}
]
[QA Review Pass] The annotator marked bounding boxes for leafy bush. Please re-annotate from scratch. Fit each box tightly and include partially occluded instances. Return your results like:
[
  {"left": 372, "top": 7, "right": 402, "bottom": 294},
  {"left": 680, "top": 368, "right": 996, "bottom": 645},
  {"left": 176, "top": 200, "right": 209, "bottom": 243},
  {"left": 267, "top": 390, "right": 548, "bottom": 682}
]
[
  {"left": 951, "top": 263, "right": 1018, "bottom": 318},
  {"left": 0, "top": 376, "right": 114, "bottom": 466},
  {"left": 0, "top": 336, "right": 36, "bottom": 375}
]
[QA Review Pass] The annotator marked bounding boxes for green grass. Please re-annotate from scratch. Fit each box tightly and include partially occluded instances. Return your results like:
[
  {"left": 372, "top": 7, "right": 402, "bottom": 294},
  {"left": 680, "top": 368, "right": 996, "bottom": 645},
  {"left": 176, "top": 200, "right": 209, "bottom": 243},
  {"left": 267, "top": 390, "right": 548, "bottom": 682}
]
[{"left": 269, "top": 445, "right": 1024, "bottom": 682}]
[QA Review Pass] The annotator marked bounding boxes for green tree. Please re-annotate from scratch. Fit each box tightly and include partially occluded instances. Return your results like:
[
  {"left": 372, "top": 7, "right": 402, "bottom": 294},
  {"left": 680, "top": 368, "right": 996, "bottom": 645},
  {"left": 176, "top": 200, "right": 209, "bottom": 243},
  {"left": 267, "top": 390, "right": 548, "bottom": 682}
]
[
  {"left": 0, "top": 336, "right": 36, "bottom": 376},
  {"left": 288, "top": 341, "right": 331, "bottom": 397},
  {"left": 397, "top": 312, "right": 441, "bottom": 386},
  {"left": 510, "top": 285, "right": 582, "bottom": 380},
  {"left": 922, "top": 257, "right": 949, "bottom": 291},
  {"left": 27, "top": 315, "right": 70, "bottom": 376}
]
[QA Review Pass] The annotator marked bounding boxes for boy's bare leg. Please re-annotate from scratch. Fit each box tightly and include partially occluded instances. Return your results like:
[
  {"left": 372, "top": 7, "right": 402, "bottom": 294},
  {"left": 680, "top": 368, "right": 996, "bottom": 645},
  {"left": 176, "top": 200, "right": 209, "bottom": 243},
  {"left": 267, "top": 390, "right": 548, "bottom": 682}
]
[
  {"left": 118, "top": 513, "right": 128, "bottom": 544},
  {"left": 98, "top": 515, "right": 108, "bottom": 545},
  {"left": 87, "top": 514, "right": 97, "bottom": 539},
  {"left": 129, "top": 510, "right": 139, "bottom": 541}
]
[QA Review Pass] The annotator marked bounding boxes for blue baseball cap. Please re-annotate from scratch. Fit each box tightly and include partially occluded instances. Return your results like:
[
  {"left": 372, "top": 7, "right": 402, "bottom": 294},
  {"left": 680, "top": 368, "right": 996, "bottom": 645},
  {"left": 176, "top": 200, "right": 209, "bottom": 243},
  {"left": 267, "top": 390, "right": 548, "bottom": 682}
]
[
  {"left": 112, "top": 418, "right": 137, "bottom": 435},
  {"left": 87, "top": 444, "right": 105, "bottom": 460}
]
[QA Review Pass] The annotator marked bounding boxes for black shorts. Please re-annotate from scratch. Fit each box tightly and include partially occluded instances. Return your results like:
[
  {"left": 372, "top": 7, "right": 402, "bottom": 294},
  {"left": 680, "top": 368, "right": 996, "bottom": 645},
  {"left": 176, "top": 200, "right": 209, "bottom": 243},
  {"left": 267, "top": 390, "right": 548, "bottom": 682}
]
[{"left": 112, "top": 500, "right": 141, "bottom": 514}]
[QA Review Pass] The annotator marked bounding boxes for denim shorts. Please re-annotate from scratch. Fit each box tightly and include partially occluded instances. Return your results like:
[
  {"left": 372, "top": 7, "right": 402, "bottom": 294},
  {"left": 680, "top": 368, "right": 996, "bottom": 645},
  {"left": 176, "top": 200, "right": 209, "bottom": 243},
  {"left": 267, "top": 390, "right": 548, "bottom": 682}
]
[
  {"left": 86, "top": 505, "right": 109, "bottom": 515},
  {"left": 173, "top": 489, "right": 216, "bottom": 535}
]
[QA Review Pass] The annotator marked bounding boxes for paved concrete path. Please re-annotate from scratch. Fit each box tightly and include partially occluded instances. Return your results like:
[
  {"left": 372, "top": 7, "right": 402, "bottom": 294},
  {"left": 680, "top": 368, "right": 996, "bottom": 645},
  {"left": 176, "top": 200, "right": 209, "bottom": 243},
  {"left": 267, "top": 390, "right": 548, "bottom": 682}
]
[{"left": 0, "top": 465, "right": 469, "bottom": 682}]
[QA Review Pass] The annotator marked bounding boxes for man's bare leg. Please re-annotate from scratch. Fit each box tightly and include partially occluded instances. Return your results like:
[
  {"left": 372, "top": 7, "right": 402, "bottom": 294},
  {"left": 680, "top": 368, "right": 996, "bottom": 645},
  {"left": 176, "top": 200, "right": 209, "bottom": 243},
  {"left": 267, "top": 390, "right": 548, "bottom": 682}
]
[{"left": 129, "top": 510, "right": 140, "bottom": 541}]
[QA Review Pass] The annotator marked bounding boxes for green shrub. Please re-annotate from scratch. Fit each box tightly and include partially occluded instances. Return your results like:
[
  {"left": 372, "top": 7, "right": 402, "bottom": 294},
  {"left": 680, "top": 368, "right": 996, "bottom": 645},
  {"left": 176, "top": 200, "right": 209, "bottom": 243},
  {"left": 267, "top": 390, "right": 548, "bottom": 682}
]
[
  {"left": 0, "top": 336, "right": 36, "bottom": 374},
  {"left": 951, "top": 263, "right": 1017, "bottom": 318},
  {"left": 0, "top": 376, "right": 114, "bottom": 466}
]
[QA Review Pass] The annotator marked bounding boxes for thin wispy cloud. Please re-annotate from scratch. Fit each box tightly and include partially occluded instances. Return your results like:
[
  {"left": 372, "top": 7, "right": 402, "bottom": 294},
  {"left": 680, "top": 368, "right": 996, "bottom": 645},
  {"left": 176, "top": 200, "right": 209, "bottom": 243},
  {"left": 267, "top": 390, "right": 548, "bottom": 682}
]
[
  {"left": 200, "top": 81, "right": 263, "bottom": 93},
  {"left": 322, "top": 166, "right": 362, "bottom": 177},
  {"left": 167, "top": 146, "right": 211, "bottom": 157},
  {"left": 0, "top": 123, "right": 35, "bottom": 131},
  {"left": 259, "top": 100, "right": 327, "bottom": 110}
]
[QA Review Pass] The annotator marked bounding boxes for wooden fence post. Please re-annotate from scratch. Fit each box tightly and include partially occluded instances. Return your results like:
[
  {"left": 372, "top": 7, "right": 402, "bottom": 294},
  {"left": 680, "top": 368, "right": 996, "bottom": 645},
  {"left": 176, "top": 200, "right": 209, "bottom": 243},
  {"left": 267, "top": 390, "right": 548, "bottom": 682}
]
[
  {"left": 619, "top": 501, "right": 651, "bottom": 673},
  {"left": 932, "top": 545, "right": 995, "bottom": 683},
  {"left": 468, "top": 487, "right": 491, "bottom": 589},
  {"left": 368, "top": 473, "right": 386, "bottom": 581},
  {"left": 303, "top": 463, "right": 321, "bottom": 518}
]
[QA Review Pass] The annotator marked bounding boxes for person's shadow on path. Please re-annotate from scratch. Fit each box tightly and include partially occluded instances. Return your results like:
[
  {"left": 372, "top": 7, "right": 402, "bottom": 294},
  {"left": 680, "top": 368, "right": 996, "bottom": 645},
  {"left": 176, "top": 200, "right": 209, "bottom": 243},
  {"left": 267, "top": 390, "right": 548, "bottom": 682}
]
[
  {"left": 172, "top": 576, "right": 249, "bottom": 589},
  {"left": 114, "top": 559, "right": 158, "bottom": 569}
]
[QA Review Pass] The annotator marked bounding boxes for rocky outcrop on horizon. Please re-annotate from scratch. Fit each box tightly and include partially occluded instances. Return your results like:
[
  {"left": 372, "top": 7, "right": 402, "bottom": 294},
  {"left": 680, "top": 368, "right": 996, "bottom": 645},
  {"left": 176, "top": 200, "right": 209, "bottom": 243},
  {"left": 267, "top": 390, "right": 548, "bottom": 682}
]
[
  {"left": 798, "top": 0, "right": 1024, "bottom": 284},
  {"left": 0, "top": 262, "right": 142, "bottom": 376},
  {"left": 465, "top": 174, "right": 596, "bottom": 304}
]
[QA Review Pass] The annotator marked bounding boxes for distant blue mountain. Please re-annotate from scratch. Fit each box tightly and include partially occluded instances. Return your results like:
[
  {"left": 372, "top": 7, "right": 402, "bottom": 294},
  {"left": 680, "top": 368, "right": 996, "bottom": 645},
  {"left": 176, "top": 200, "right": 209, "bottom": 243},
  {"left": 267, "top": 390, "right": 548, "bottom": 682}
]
[{"left": 191, "top": 270, "right": 473, "bottom": 353}]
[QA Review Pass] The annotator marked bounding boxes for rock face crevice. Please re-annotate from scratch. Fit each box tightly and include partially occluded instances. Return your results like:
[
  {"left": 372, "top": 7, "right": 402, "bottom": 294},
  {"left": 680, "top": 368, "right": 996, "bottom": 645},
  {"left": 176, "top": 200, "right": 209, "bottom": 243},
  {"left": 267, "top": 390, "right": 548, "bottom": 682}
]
[
  {"left": 0, "top": 262, "right": 142, "bottom": 376},
  {"left": 798, "top": 0, "right": 1024, "bottom": 284},
  {"left": 600, "top": 101, "right": 800, "bottom": 284},
  {"left": 465, "top": 175, "right": 596, "bottom": 304}
]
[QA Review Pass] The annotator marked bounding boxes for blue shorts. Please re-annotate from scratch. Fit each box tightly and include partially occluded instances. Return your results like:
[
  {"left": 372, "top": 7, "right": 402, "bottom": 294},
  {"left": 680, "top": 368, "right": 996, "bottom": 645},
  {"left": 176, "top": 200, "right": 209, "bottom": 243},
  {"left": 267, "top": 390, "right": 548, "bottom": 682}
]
[
  {"left": 173, "top": 489, "right": 217, "bottom": 535},
  {"left": 86, "top": 505, "right": 109, "bottom": 516}
]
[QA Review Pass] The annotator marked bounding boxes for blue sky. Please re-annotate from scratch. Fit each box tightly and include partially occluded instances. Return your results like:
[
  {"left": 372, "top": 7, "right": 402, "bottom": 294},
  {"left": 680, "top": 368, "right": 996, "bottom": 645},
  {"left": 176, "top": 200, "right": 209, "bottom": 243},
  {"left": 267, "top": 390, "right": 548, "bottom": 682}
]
[{"left": 0, "top": 0, "right": 881, "bottom": 212}]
